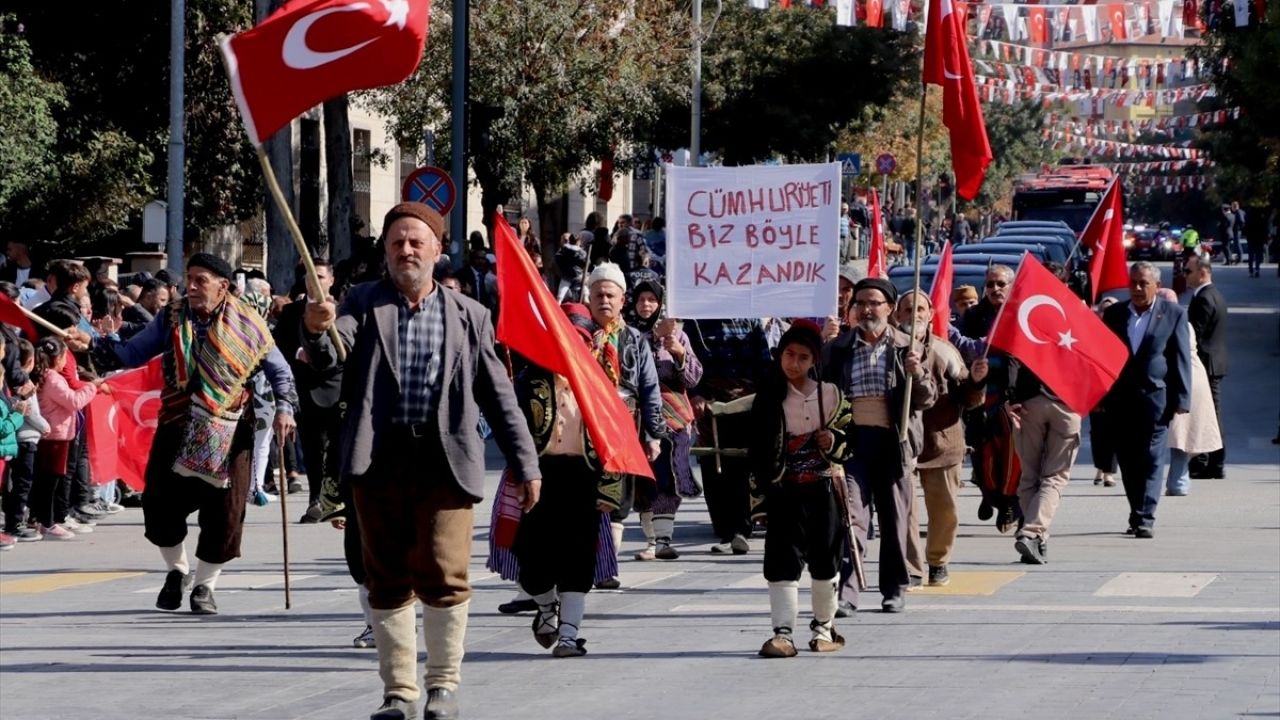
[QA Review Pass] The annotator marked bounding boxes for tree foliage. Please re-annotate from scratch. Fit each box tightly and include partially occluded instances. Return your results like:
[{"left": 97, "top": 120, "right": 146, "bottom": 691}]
[
  {"left": 836, "top": 87, "right": 950, "bottom": 191},
  {"left": 0, "top": 17, "right": 63, "bottom": 213},
  {"left": 972, "top": 101, "right": 1058, "bottom": 212},
  {"left": 1192, "top": 1, "right": 1280, "bottom": 207}
]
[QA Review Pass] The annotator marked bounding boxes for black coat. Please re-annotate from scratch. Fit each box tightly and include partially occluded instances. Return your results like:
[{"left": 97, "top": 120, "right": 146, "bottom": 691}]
[
  {"left": 274, "top": 298, "right": 343, "bottom": 408},
  {"left": 1188, "top": 283, "right": 1227, "bottom": 377}
]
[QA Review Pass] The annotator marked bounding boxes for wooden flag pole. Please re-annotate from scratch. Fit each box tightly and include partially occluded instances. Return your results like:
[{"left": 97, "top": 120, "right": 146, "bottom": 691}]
[
  {"left": 900, "top": 84, "right": 929, "bottom": 443},
  {"left": 276, "top": 440, "right": 292, "bottom": 610},
  {"left": 254, "top": 147, "right": 346, "bottom": 362},
  {"left": 20, "top": 306, "right": 70, "bottom": 339}
]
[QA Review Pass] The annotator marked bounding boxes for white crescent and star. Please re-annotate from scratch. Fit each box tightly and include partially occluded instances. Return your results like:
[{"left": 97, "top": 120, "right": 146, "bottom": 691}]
[
  {"left": 133, "top": 391, "right": 161, "bottom": 430},
  {"left": 527, "top": 293, "right": 548, "bottom": 331},
  {"left": 282, "top": 0, "right": 410, "bottom": 71},
  {"left": 1017, "top": 294, "right": 1077, "bottom": 350}
]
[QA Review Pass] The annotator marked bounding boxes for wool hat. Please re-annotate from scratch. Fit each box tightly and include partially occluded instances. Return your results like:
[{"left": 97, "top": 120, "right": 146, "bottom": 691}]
[
  {"left": 587, "top": 262, "right": 627, "bottom": 293},
  {"left": 838, "top": 262, "right": 865, "bottom": 286},
  {"left": 383, "top": 202, "right": 445, "bottom": 241},
  {"left": 778, "top": 319, "right": 824, "bottom": 362},
  {"left": 187, "top": 252, "right": 235, "bottom": 283},
  {"left": 854, "top": 277, "right": 897, "bottom": 306},
  {"left": 561, "top": 302, "right": 596, "bottom": 344},
  {"left": 951, "top": 285, "right": 979, "bottom": 303}
]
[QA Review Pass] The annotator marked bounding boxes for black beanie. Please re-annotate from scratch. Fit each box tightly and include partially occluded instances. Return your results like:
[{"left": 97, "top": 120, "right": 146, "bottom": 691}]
[
  {"left": 187, "top": 253, "right": 235, "bottom": 282},
  {"left": 854, "top": 277, "right": 898, "bottom": 306}
]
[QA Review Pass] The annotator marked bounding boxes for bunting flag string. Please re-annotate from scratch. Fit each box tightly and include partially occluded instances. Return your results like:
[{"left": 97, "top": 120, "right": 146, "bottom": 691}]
[
  {"left": 1046, "top": 129, "right": 1206, "bottom": 158},
  {"left": 973, "top": 56, "right": 1205, "bottom": 92},
  {"left": 1126, "top": 174, "right": 1211, "bottom": 193},
  {"left": 976, "top": 73, "right": 1214, "bottom": 107},
  {"left": 1043, "top": 108, "right": 1240, "bottom": 137},
  {"left": 964, "top": 0, "right": 1193, "bottom": 42},
  {"left": 976, "top": 39, "right": 1199, "bottom": 80},
  {"left": 1104, "top": 158, "right": 1214, "bottom": 172}
]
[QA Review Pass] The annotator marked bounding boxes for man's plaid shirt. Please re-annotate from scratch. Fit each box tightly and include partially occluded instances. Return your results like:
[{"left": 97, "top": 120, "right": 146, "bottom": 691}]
[
  {"left": 847, "top": 329, "right": 893, "bottom": 399},
  {"left": 396, "top": 289, "right": 445, "bottom": 424}
]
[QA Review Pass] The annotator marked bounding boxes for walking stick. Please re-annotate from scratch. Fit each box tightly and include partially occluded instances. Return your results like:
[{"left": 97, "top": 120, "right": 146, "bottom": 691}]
[{"left": 277, "top": 441, "right": 292, "bottom": 610}]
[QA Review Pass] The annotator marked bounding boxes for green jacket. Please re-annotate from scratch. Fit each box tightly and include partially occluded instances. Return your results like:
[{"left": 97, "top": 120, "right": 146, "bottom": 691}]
[{"left": 0, "top": 396, "right": 26, "bottom": 459}]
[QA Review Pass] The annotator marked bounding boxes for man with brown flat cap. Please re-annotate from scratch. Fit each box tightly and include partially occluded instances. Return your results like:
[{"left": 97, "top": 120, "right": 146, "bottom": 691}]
[{"left": 303, "top": 202, "right": 542, "bottom": 720}]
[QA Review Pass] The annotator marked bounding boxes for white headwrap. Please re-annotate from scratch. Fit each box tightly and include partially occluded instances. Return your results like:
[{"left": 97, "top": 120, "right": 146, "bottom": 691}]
[{"left": 587, "top": 262, "right": 627, "bottom": 293}]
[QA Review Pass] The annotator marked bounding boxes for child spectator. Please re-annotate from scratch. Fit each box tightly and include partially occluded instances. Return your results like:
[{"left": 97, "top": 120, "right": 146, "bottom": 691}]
[
  {"left": 31, "top": 336, "right": 99, "bottom": 539},
  {"left": 2, "top": 339, "right": 49, "bottom": 542}
]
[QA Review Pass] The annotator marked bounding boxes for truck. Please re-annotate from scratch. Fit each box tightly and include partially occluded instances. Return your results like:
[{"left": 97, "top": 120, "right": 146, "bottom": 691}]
[{"left": 1011, "top": 161, "right": 1115, "bottom": 235}]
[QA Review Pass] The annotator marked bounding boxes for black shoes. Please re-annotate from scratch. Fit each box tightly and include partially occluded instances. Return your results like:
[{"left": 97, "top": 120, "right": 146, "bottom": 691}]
[
  {"left": 190, "top": 584, "right": 218, "bottom": 615},
  {"left": 498, "top": 598, "right": 538, "bottom": 614},
  {"left": 1015, "top": 535, "right": 1047, "bottom": 565},
  {"left": 1134, "top": 526, "right": 1155, "bottom": 539},
  {"left": 156, "top": 569, "right": 192, "bottom": 611},
  {"left": 881, "top": 594, "right": 905, "bottom": 613},
  {"left": 835, "top": 600, "right": 856, "bottom": 619},
  {"left": 370, "top": 696, "right": 416, "bottom": 720},
  {"left": 906, "top": 575, "right": 924, "bottom": 592},
  {"left": 423, "top": 688, "right": 459, "bottom": 720},
  {"left": 594, "top": 577, "right": 621, "bottom": 590},
  {"left": 977, "top": 500, "right": 994, "bottom": 521},
  {"left": 928, "top": 565, "right": 950, "bottom": 587}
]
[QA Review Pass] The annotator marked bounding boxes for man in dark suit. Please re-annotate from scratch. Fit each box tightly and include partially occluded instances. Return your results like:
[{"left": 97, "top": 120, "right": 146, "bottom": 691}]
[
  {"left": 304, "top": 202, "right": 541, "bottom": 720},
  {"left": 1102, "top": 261, "right": 1192, "bottom": 539},
  {"left": 274, "top": 259, "right": 344, "bottom": 522},
  {"left": 0, "top": 240, "right": 43, "bottom": 286},
  {"left": 1183, "top": 255, "right": 1227, "bottom": 478}
]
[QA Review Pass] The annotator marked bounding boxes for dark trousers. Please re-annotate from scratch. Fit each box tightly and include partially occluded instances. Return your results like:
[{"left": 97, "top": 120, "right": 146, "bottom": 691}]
[
  {"left": 297, "top": 398, "right": 343, "bottom": 505},
  {"left": 3, "top": 442, "right": 37, "bottom": 530},
  {"left": 841, "top": 426, "right": 912, "bottom": 605},
  {"left": 1247, "top": 242, "right": 1265, "bottom": 273},
  {"left": 344, "top": 502, "right": 366, "bottom": 586},
  {"left": 762, "top": 478, "right": 842, "bottom": 583},
  {"left": 143, "top": 418, "right": 254, "bottom": 564},
  {"left": 1191, "top": 375, "right": 1225, "bottom": 476},
  {"left": 1115, "top": 414, "right": 1168, "bottom": 529},
  {"left": 515, "top": 455, "right": 600, "bottom": 595},
  {"left": 69, "top": 427, "right": 92, "bottom": 508},
  {"left": 353, "top": 428, "right": 474, "bottom": 609},
  {"left": 700, "top": 456, "right": 752, "bottom": 542},
  {"left": 1089, "top": 411, "right": 1119, "bottom": 473}
]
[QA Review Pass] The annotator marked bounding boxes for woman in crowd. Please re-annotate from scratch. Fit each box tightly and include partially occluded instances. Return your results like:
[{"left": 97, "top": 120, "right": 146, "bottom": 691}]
[{"left": 625, "top": 280, "right": 702, "bottom": 561}]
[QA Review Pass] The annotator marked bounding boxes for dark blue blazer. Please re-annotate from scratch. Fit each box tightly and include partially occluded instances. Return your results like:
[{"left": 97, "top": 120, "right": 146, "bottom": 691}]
[{"left": 1102, "top": 298, "right": 1192, "bottom": 426}]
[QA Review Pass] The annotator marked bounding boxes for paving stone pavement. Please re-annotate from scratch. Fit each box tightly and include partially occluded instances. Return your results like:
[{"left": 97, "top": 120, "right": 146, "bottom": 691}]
[{"left": 1, "top": 266, "right": 1277, "bottom": 720}]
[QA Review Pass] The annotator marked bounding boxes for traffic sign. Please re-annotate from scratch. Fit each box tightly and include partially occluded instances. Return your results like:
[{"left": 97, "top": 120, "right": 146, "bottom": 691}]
[
  {"left": 875, "top": 153, "right": 897, "bottom": 175},
  {"left": 401, "top": 166, "right": 456, "bottom": 215},
  {"left": 838, "top": 153, "right": 861, "bottom": 177}
]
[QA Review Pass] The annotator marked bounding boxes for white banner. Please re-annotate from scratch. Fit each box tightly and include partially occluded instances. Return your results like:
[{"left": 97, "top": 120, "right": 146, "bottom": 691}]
[
  {"left": 665, "top": 163, "right": 840, "bottom": 320},
  {"left": 1232, "top": 0, "right": 1249, "bottom": 26},
  {"left": 1081, "top": 5, "right": 1100, "bottom": 41},
  {"left": 837, "top": 0, "right": 856, "bottom": 26},
  {"left": 749, "top": 0, "right": 769, "bottom": 9}
]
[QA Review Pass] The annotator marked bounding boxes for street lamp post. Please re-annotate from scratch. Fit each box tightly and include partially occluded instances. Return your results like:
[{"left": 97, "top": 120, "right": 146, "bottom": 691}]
[
  {"left": 166, "top": 0, "right": 185, "bottom": 277},
  {"left": 450, "top": 0, "right": 469, "bottom": 258},
  {"left": 690, "top": 0, "right": 702, "bottom": 167}
]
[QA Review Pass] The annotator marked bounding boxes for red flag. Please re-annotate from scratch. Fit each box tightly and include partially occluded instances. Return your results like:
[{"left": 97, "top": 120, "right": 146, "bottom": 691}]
[
  {"left": 0, "top": 294, "right": 37, "bottom": 340},
  {"left": 494, "top": 215, "right": 653, "bottom": 479},
  {"left": 987, "top": 256, "right": 1127, "bottom": 415},
  {"left": 1079, "top": 179, "right": 1129, "bottom": 300},
  {"left": 86, "top": 359, "right": 164, "bottom": 491},
  {"left": 868, "top": 190, "right": 888, "bottom": 279},
  {"left": 928, "top": 241, "right": 955, "bottom": 338},
  {"left": 865, "top": 0, "right": 885, "bottom": 27},
  {"left": 1029, "top": 6, "right": 1049, "bottom": 44},
  {"left": 220, "top": 0, "right": 431, "bottom": 145},
  {"left": 924, "top": 0, "right": 993, "bottom": 200},
  {"left": 1107, "top": 3, "right": 1129, "bottom": 39}
]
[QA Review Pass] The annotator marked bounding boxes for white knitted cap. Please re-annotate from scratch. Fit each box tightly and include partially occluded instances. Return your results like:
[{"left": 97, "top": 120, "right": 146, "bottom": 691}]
[{"left": 587, "top": 262, "right": 627, "bottom": 293}]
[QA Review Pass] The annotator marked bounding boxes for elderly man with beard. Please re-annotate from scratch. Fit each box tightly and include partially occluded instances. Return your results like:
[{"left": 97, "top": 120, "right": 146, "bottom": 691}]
[
  {"left": 583, "top": 263, "right": 665, "bottom": 585},
  {"left": 303, "top": 202, "right": 541, "bottom": 720},
  {"left": 825, "top": 278, "right": 936, "bottom": 614},
  {"left": 895, "top": 292, "right": 987, "bottom": 588}
]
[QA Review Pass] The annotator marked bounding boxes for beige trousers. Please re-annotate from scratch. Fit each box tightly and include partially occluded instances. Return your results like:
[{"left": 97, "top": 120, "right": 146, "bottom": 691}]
[
  {"left": 907, "top": 464, "right": 964, "bottom": 576},
  {"left": 1012, "top": 394, "right": 1081, "bottom": 541}
]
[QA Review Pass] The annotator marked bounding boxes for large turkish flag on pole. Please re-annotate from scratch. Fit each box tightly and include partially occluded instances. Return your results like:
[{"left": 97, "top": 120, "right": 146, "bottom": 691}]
[
  {"left": 494, "top": 216, "right": 654, "bottom": 479},
  {"left": 924, "top": 0, "right": 993, "bottom": 200},
  {"left": 220, "top": 0, "right": 431, "bottom": 145},
  {"left": 987, "top": 256, "right": 1128, "bottom": 415},
  {"left": 868, "top": 189, "right": 889, "bottom": 279},
  {"left": 86, "top": 359, "right": 164, "bottom": 491},
  {"left": 928, "top": 240, "right": 955, "bottom": 338},
  {"left": 1079, "top": 178, "right": 1130, "bottom": 301}
]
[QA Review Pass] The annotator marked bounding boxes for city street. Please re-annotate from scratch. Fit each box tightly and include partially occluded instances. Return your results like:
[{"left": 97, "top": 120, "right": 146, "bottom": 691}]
[{"left": 1, "top": 265, "right": 1277, "bottom": 720}]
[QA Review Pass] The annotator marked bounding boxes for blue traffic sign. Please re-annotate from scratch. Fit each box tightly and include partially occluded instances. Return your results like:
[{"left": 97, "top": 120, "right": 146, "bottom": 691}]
[
  {"left": 838, "top": 153, "right": 862, "bottom": 177},
  {"left": 402, "top": 166, "right": 456, "bottom": 215}
]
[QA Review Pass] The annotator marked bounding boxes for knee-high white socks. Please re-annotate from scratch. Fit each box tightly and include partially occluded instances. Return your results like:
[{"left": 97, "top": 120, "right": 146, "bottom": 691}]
[
  {"left": 610, "top": 521, "right": 624, "bottom": 557},
  {"left": 193, "top": 560, "right": 224, "bottom": 591},
  {"left": 652, "top": 515, "right": 676, "bottom": 544},
  {"left": 768, "top": 581, "right": 799, "bottom": 635},
  {"left": 811, "top": 577, "right": 838, "bottom": 624},
  {"left": 358, "top": 584, "right": 373, "bottom": 625},
  {"left": 159, "top": 543, "right": 190, "bottom": 575},
  {"left": 557, "top": 591, "right": 586, "bottom": 645}
]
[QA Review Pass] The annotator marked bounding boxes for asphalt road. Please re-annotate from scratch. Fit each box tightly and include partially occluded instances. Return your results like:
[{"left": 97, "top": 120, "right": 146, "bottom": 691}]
[{"left": 1, "top": 264, "right": 1276, "bottom": 720}]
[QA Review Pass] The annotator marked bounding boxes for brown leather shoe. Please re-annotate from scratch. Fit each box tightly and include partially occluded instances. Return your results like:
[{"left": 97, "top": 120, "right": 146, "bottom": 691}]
[
  {"left": 758, "top": 632, "right": 798, "bottom": 658},
  {"left": 808, "top": 619, "right": 845, "bottom": 653}
]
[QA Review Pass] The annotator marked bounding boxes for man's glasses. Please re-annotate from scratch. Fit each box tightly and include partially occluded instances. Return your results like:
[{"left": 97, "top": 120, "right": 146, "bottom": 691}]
[{"left": 853, "top": 300, "right": 889, "bottom": 309}]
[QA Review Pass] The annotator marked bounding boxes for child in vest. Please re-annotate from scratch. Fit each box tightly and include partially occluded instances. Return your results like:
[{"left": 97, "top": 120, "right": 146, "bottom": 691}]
[
  {"left": 747, "top": 321, "right": 853, "bottom": 658},
  {"left": 2, "top": 338, "right": 50, "bottom": 542}
]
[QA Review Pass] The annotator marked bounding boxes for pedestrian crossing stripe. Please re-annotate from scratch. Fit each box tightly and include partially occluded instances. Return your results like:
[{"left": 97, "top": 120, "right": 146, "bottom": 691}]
[
  {"left": 908, "top": 571, "right": 1023, "bottom": 596},
  {"left": 0, "top": 571, "right": 144, "bottom": 594}
]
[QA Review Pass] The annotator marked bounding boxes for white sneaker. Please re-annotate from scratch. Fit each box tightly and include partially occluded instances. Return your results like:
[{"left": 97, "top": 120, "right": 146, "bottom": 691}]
[
  {"left": 62, "top": 517, "right": 93, "bottom": 534},
  {"left": 102, "top": 502, "right": 124, "bottom": 514},
  {"left": 352, "top": 625, "right": 376, "bottom": 648},
  {"left": 36, "top": 523, "right": 76, "bottom": 540}
]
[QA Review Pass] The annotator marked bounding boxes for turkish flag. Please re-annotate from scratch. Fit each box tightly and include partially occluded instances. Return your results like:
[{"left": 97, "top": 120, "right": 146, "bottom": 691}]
[
  {"left": 987, "top": 256, "right": 1127, "bottom": 415},
  {"left": 0, "top": 294, "right": 37, "bottom": 340},
  {"left": 1107, "top": 3, "right": 1129, "bottom": 39},
  {"left": 928, "top": 240, "right": 955, "bottom": 338},
  {"left": 1029, "top": 6, "right": 1049, "bottom": 44},
  {"left": 220, "top": 0, "right": 431, "bottom": 145},
  {"left": 924, "top": 0, "right": 993, "bottom": 200},
  {"left": 865, "top": 0, "right": 886, "bottom": 27},
  {"left": 86, "top": 358, "right": 164, "bottom": 491},
  {"left": 1079, "top": 179, "right": 1129, "bottom": 300},
  {"left": 868, "top": 189, "right": 888, "bottom": 280},
  {"left": 493, "top": 215, "right": 653, "bottom": 479}
]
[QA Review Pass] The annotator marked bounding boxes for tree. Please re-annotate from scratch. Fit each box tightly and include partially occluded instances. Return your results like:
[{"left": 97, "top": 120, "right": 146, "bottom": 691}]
[
  {"left": 367, "top": 0, "right": 691, "bottom": 245},
  {"left": 324, "top": 97, "right": 355, "bottom": 263},
  {"left": 971, "top": 101, "right": 1059, "bottom": 213},
  {"left": 652, "top": 3, "right": 919, "bottom": 165},
  {"left": 0, "top": 17, "right": 62, "bottom": 215},
  {"left": 836, "top": 88, "right": 951, "bottom": 195},
  {"left": 1192, "top": 1, "right": 1280, "bottom": 208}
]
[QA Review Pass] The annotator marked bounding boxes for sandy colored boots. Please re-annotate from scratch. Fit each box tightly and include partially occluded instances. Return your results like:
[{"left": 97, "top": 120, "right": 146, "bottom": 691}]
[{"left": 370, "top": 601, "right": 469, "bottom": 703}]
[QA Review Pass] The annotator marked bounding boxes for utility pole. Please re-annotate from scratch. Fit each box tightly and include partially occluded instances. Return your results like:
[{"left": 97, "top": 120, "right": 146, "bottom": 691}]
[
  {"left": 166, "top": 0, "right": 185, "bottom": 277},
  {"left": 690, "top": 0, "right": 702, "bottom": 167},
  {"left": 449, "top": 0, "right": 469, "bottom": 258}
]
